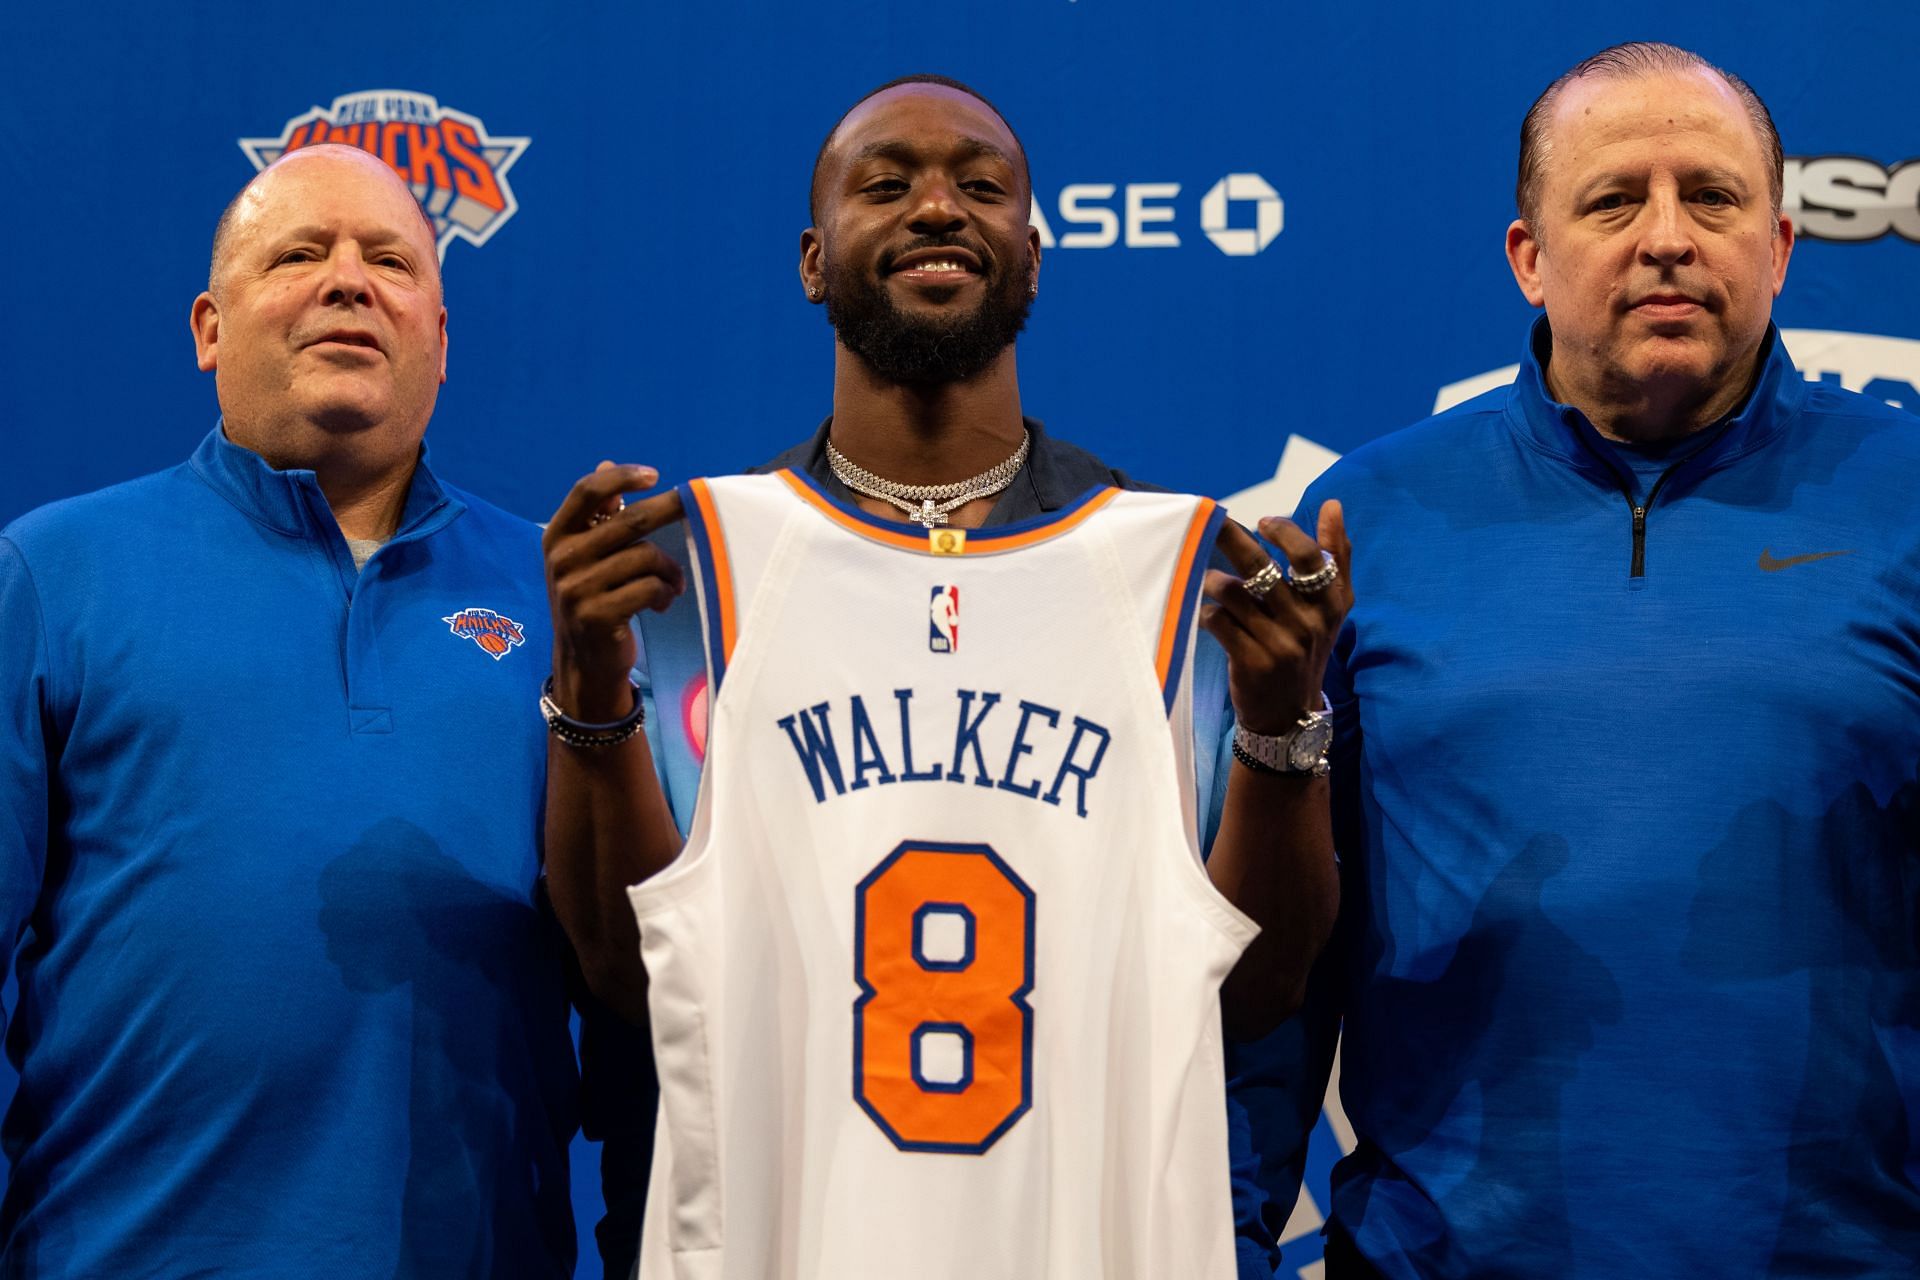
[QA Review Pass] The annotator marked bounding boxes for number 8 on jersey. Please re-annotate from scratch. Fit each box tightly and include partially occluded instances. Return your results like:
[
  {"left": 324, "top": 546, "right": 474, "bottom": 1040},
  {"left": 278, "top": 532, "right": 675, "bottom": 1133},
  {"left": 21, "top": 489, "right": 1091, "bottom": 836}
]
[{"left": 853, "top": 841, "right": 1035, "bottom": 1154}]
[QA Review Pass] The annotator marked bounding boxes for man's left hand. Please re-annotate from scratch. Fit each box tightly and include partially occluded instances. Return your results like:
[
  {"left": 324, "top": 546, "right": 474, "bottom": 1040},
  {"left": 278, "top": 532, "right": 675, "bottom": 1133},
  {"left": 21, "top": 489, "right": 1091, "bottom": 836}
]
[{"left": 1201, "top": 501, "right": 1353, "bottom": 735}]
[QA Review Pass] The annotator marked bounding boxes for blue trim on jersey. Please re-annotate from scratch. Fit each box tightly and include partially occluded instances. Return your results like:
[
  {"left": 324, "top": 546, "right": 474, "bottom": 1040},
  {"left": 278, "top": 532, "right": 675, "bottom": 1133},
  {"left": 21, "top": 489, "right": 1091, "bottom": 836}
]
[
  {"left": 783, "top": 464, "right": 1112, "bottom": 549},
  {"left": 910, "top": 1022, "right": 975, "bottom": 1094},
  {"left": 1163, "top": 502, "right": 1230, "bottom": 715},
  {"left": 641, "top": 443, "right": 1278, "bottom": 1274},
  {"left": 676, "top": 480, "right": 730, "bottom": 692},
  {"left": 911, "top": 901, "right": 976, "bottom": 972}
]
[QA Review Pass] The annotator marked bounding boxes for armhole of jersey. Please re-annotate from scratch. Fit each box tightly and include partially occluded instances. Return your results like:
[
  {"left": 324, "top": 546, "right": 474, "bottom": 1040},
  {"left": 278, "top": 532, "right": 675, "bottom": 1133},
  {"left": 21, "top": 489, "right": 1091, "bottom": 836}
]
[
  {"left": 679, "top": 478, "right": 737, "bottom": 695},
  {"left": 1153, "top": 498, "right": 1226, "bottom": 716}
]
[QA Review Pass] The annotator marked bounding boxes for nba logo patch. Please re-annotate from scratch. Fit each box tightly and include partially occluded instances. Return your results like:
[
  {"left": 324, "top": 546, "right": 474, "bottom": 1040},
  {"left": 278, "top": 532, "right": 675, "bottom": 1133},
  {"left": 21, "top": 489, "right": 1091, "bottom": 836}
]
[
  {"left": 442, "top": 607, "right": 526, "bottom": 660},
  {"left": 929, "top": 586, "right": 960, "bottom": 654}
]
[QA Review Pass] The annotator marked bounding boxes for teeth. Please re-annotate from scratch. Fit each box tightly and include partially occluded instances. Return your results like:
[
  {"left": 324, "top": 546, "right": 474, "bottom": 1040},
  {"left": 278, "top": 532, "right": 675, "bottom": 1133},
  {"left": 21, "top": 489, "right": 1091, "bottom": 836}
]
[{"left": 909, "top": 261, "right": 965, "bottom": 272}]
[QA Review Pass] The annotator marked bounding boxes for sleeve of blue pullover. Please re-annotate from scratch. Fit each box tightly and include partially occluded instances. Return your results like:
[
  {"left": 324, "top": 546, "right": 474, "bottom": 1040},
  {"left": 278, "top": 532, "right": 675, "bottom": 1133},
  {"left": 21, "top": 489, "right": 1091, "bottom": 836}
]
[{"left": 0, "top": 537, "right": 53, "bottom": 1035}]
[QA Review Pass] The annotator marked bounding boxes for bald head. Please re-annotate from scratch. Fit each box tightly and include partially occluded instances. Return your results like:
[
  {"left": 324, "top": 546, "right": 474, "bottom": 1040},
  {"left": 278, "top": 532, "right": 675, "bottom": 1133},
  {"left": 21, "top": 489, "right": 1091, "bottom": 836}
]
[
  {"left": 209, "top": 144, "right": 443, "bottom": 300},
  {"left": 188, "top": 137, "right": 451, "bottom": 501},
  {"left": 809, "top": 74, "right": 1031, "bottom": 225}
]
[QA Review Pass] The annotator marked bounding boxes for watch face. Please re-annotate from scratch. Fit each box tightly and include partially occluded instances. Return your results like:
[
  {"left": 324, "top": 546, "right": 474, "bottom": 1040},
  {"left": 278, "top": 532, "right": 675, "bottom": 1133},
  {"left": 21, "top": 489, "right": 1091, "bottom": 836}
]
[{"left": 1288, "top": 717, "right": 1334, "bottom": 771}]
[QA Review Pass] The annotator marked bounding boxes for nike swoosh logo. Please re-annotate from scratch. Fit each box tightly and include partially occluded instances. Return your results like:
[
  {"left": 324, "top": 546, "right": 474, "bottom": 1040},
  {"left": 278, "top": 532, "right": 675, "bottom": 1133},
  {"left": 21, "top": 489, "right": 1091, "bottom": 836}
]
[{"left": 1758, "top": 548, "right": 1855, "bottom": 572}]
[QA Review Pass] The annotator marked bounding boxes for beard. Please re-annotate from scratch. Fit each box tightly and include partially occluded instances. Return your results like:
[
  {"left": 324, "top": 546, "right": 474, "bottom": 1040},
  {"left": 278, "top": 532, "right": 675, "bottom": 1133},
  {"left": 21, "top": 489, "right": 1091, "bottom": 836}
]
[{"left": 823, "top": 238, "right": 1033, "bottom": 385}]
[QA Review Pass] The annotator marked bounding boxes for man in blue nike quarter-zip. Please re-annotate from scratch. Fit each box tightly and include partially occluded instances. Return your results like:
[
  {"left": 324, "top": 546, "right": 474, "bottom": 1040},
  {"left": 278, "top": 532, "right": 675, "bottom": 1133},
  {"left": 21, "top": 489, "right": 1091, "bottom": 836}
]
[{"left": 1273, "top": 41, "right": 1920, "bottom": 1278}]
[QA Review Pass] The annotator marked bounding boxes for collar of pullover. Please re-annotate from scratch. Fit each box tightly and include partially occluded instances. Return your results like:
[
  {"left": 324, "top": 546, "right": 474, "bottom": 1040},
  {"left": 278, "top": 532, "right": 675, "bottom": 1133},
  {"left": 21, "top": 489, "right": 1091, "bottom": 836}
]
[
  {"left": 1503, "top": 315, "right": 1807, "bottom": 491},
  {"left": 188, "top": 422, "right": 462, "bottom": 543}
]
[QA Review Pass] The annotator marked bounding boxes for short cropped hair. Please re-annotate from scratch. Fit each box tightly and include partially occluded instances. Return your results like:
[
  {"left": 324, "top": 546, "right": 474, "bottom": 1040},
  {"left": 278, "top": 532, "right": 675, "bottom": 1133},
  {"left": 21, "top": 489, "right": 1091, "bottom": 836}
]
[
  {"left": 1515, "top": 42, "right": 1783, "bottom": 227},
  {"left": 808, "top": 74, "right": 1031, "bottom": 224}
]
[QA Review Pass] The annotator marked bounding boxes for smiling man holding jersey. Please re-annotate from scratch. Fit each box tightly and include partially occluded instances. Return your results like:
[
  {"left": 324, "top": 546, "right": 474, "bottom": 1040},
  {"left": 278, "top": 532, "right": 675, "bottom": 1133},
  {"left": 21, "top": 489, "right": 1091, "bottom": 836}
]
[{"left": 539, "top": 75, "right": 1352, "bottom": 1276}]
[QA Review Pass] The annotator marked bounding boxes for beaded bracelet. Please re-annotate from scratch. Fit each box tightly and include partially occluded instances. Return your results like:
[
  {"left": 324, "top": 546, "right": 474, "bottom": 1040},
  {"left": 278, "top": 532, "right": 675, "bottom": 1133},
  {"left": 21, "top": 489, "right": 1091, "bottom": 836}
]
[
  {"left": 1231, "top": 739, "right": 1286, "bottom": 775},
  {"left": 540, "top": 676, "right": 646, "bottom": 748}
]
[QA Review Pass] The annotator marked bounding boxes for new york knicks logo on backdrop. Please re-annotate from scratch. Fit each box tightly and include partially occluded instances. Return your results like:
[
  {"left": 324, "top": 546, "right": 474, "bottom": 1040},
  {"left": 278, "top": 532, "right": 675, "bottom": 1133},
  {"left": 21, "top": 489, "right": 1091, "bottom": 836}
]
[
  {"left": 443, "top": 608, "right": 526, "bottom": 659},
  {"left": 239, "top": 90, "right": 530, "bottom": 260}
]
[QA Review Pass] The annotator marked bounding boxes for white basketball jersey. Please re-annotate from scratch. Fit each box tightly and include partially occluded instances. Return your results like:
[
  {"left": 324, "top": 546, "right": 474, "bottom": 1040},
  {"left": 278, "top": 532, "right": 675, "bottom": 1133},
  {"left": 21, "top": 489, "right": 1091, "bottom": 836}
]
[{"left": 630, "top": 469, "right": 1256, "bottom": 1280}]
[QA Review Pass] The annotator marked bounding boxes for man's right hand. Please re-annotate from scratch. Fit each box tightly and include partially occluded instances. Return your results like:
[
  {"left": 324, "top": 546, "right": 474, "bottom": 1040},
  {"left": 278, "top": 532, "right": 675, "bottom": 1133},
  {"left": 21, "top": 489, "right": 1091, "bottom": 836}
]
[{"left": 542, "top": 462, "right": 686, "bottom": 723}]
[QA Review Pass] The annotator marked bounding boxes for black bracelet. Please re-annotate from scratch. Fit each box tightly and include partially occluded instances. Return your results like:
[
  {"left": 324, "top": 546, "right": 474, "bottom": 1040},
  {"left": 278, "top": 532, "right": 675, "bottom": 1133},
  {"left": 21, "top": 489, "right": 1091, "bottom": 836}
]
[
  {"left": 1231, "top": 739, "right": 1287, "bottom": 775},
  {"left": 540, "top": 675, "right": 646, "bottom": 748}
]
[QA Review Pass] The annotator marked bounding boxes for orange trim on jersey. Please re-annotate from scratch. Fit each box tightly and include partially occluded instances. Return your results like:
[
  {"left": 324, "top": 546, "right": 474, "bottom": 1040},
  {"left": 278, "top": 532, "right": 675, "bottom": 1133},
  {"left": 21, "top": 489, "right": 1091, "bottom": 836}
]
[
  {"left": 687, "top": 477, "right": 739, "bottom": 664},
  {"left": 775, "top": 468, "right": 1121, "bottom": 554},
  {"left": 1154, "top": 498, "right": 1220, "bottom": 690}
]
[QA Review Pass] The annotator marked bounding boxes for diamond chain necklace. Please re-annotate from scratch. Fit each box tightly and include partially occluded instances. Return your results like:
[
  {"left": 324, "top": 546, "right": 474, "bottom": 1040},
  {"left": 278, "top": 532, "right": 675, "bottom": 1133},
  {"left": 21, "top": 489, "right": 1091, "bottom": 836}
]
[{"left": 825, "top": 429, "right": 1031, "bottom": 528}]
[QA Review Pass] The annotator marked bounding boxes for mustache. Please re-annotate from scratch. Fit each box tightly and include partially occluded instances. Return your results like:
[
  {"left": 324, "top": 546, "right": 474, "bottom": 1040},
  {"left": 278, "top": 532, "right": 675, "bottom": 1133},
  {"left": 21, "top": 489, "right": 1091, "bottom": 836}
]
[{"left": 880, "top": 235, "right": 993, "bottom": 275}]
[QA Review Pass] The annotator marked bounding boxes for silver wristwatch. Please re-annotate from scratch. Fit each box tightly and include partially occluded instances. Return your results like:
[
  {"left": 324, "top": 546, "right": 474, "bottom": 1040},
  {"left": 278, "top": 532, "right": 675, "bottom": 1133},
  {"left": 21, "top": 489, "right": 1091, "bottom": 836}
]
[{"left": 1233, "top": 694, "right": 1333, "bottom": 777}]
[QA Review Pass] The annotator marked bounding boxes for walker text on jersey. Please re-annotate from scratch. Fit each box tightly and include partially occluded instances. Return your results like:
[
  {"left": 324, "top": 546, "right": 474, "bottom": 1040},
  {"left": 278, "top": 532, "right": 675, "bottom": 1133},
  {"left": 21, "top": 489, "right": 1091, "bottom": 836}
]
[{"left": 776, "top": 688, "right": 1112, "bottom": 817}]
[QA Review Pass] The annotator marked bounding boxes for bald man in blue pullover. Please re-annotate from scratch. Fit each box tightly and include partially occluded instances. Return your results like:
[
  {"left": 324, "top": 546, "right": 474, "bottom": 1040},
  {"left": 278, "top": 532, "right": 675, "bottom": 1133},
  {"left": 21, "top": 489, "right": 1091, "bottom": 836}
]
[{"left": 0, "top": 145, "right": 629, "bottom": 1276}]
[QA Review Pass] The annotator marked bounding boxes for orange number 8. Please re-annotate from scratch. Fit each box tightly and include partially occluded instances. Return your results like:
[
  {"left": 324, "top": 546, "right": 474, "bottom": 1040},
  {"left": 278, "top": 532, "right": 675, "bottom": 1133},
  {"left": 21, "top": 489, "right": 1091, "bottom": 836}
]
[{"left": 854, "top": 841, "right": 1035, "bottom": 1153}]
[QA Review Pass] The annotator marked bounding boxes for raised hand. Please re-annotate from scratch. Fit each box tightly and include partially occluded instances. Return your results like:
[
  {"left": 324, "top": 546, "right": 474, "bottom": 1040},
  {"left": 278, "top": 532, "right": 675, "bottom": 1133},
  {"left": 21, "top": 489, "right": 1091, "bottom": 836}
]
[
  {"left": 1201, "top": 501, "right": 1353, "bottom": 734},
  {"left": 542, "top": 462, "right": 687, "bottom": 723}
]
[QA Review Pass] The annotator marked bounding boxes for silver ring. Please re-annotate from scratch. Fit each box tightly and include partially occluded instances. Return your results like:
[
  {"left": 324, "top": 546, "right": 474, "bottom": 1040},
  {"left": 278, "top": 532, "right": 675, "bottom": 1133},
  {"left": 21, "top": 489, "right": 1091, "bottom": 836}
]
[
  {"left": 590, "top": 497, "right": 626, "bottom": 527},
  {"left": 1287, "top": 549, "right": 1339, "bottom": 595},
  {"left": 1242, "top": 559, "right": 1287, "bottom": 601}
]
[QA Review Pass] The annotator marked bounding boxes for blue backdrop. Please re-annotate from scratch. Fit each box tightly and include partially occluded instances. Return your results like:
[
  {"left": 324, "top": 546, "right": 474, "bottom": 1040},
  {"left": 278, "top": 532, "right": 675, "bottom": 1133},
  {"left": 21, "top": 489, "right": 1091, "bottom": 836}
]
[{"left": 4, "top": 2, "right": 1916, "bottom": 1274}]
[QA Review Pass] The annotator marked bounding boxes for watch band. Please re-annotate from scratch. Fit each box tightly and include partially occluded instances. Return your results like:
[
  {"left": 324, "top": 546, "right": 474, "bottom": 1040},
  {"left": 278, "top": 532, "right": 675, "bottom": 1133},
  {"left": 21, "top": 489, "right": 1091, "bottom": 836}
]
[
  {"left": 1232, "top": 738, "right": 1295, "bottom": 776},
  {"left": 1232, "top": 693, "right": 1333, "bottom": 777}
]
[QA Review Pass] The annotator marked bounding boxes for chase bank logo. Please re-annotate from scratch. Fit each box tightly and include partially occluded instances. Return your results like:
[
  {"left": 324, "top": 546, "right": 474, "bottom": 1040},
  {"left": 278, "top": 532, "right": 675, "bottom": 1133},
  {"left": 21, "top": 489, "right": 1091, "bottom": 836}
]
[
  {"left": 1200, "top": 173, "right": 1285, "bottom": 255},
  {"left": 239, "top": 90, "right": 530, "bottom": 262},
  {"left": 1029, "top": 173, "right": 1284, "bottom": 255},
  {"left": 1785, "top": 156, "right": 1920, "bottom": 243}
]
